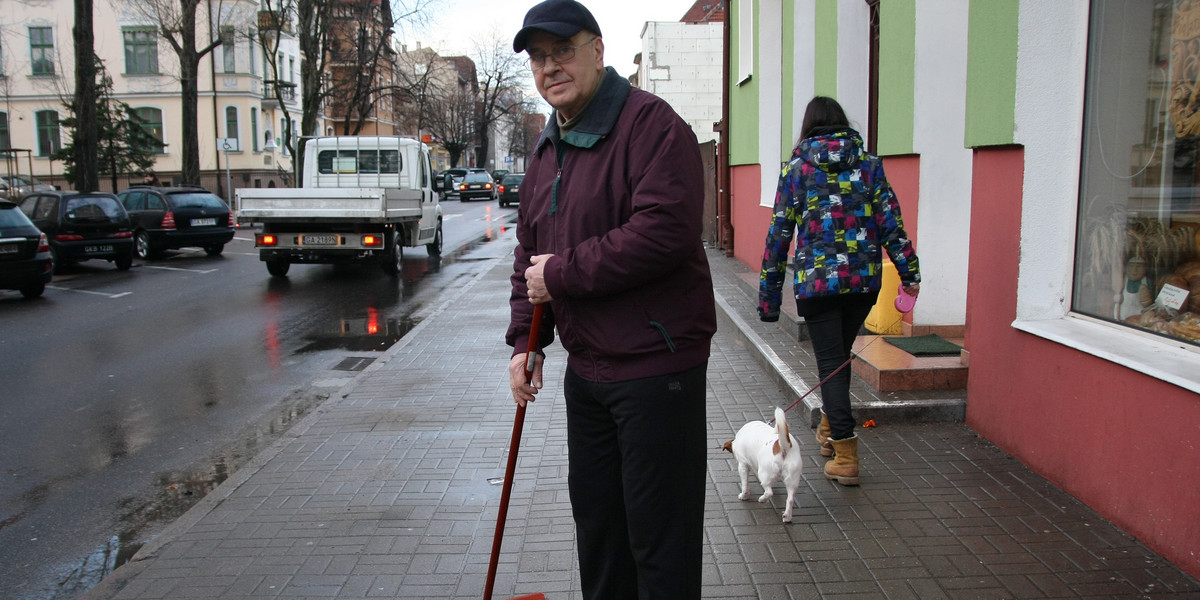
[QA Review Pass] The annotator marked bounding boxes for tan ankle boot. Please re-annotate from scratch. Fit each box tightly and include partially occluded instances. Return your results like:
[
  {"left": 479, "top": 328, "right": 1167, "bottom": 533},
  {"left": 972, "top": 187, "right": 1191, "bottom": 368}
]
[
  {"left": 824, "top": 434, "right": 860, "bottom": 486},
  {"left": 816, "top": 413, "right": 834, "bottom": 457}
]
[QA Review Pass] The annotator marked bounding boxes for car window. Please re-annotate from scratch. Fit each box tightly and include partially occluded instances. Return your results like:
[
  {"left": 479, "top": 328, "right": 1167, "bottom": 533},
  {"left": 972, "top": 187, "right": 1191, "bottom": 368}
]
[
  {"left": 32, "top": 197, "right": 58, "bottom": 219},
  {"left": 501, "top": 174, "right": 524, "bottom": 185},
  {"left": 64, "top": 196, "right": 123, "bottom": 223},
  {"left": 0, "top": 205, "right": 33, "bottom": 228},
  {"left": 121, "top": 191, "right": 146, "bottom": 211},
  {"left": 169, "top": 192, "right": 227, "bottom": 209},
  {"left": 18, "top": 196, "right": 38, "bottom": 217},
  {"left": 465, "top": 173, "right": 491, "bottom": 183},
  {"left": 147, "top": 194, "right": 166, "bottom": 211}
]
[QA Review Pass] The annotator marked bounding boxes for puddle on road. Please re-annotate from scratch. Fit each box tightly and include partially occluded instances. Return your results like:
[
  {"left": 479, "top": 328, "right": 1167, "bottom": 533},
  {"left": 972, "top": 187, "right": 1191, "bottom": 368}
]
[
  {"left": 51, "top": 391, "right": 327, "bottom": 600},
  {"left": 296, "top": 309, "right": 416, "bottom": 353}
]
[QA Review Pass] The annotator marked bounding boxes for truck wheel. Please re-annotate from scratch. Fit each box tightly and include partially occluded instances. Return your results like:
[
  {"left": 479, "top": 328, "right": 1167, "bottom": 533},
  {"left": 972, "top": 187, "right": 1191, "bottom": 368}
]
[
  {"left": 383, "top": 240, "right": 403, "bottom": 276},
  {"left": 266, "top": 259, "right": 290, "bottom": 277},
  {"left": 426, "top": 223, "right": 443, "bottom": 257}
]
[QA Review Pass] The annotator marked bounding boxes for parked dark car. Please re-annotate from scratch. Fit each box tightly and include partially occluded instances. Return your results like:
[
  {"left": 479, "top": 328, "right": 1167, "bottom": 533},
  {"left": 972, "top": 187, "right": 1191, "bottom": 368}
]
[
  {"left": 498, "top": 173, "right": 524, "bottom": 208},
  {"left": 18, "top": 191, "right": 134, "bottom": 273},
  {"left": 0, "top": 200, "right": 53, "bottom": 298},
  {"left": 116, "top": 186, "right": 235, "bottom": 259},
  {"left": 2, "top": 174, "right": 56, "bottom": 197},
  {"left": 491, "top": 169, "right": 510, "bottom": 183},
  {"left": 458, "top": 172, "right": 498, "bottom": 202}
]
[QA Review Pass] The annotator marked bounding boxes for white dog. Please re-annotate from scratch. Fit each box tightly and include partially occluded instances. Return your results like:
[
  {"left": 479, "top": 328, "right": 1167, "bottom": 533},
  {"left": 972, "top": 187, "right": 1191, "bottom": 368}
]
[{"left": 722, "top": 407, "right": 803, "bottom": 523}]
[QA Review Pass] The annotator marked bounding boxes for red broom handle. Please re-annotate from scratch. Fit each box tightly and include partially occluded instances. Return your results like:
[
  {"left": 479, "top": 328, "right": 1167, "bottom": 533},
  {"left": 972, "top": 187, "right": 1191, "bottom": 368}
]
[{"left": 484, "top": 304, "right": 544, "bottom": 600}]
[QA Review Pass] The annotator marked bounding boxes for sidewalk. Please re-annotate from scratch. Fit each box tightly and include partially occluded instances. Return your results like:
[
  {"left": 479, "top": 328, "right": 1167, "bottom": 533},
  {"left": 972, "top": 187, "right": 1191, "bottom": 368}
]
[{"left": 84, "top": 233, "right": 1200, "bottom": 599}]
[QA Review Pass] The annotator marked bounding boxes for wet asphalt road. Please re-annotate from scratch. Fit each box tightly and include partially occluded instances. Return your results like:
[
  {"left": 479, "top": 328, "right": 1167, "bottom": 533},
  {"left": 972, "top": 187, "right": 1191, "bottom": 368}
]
[{"left": 0, "top": 200, "right": 516, "bottom": 599}]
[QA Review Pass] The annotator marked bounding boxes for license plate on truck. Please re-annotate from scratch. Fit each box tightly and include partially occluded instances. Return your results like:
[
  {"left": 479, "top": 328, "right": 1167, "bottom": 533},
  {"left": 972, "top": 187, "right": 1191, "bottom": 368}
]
[{"left": 301, "top": 234, "right": 339, "bottom": 246}]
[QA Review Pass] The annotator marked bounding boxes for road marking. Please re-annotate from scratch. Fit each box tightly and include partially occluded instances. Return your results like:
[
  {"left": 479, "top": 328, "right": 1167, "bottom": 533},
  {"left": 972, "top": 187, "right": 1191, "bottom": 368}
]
[
  {"left": 47, "top": 286, "right": 132, "bottom": 299},
  {"left": 142, "top": 265, "right": 219, "bottom": 274}
]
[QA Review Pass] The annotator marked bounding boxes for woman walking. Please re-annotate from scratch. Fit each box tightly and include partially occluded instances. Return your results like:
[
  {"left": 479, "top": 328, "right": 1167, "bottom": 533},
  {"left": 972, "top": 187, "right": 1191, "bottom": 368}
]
[{"left": 758, "top": 96, "right": 921, "bottom": 486}]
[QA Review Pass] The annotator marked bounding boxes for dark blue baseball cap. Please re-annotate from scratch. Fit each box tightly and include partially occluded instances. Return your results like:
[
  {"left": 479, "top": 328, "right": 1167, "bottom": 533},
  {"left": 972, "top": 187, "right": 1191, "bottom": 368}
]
[{"left": 513, "top": 0, "right": 603, "bottom": 53}]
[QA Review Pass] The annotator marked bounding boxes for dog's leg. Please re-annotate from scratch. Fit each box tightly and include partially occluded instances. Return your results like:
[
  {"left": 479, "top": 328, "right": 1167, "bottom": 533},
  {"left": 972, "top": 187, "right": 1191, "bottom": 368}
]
[
  {"left": 756, "top": 468, "right": 774, "bottom": 503},
  {"left": 737, "top": 463, "right": 751, "bottom": 501},
  {"left": 782, "top": 486, "right": 795, "bottom": 522}
]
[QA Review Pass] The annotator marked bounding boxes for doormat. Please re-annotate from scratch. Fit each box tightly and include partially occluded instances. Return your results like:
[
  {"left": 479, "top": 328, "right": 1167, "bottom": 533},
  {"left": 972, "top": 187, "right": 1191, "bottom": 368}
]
[{"left": 883, "top": 334, "right": 962, "bottom": 356}]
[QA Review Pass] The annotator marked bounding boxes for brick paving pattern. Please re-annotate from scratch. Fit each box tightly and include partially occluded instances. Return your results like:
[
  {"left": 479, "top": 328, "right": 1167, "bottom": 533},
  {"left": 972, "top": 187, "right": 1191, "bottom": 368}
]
[{"left": 83, "top": 236, "right": 1200, "bottom": 599}]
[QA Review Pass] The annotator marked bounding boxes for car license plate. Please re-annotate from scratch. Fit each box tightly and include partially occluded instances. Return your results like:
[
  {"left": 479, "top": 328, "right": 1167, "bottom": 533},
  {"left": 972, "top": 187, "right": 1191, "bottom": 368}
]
[
  {"left": 85, "top": 245, "right": 114, "bottom": 254},
  {"left": 469, "top": 184, "right": 481, "bottom": 189},
  {"left": 191, "top": 218, "right": 217, "bottom": 226},
  {"left": 302, "top": 234, "right": 338, "bottom": 246},
  {"left": 0, "top": 244, "right": 18, "bottom": 255}
]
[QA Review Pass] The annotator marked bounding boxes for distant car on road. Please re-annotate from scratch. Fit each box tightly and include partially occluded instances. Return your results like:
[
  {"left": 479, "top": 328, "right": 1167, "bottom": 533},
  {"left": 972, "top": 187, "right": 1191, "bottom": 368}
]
[
  {"left": 491, "top": 169, "right": 510, "bottom": 183},
  {"left": 458, "top": 172, "right": 498, "bottom": 202},
  {"left": 0, "top": 200, "right": 53, "bottom": 298},
  {"left": 117, "top": 186, "right": 235, "bottom": 259},
  {"left": 498, "top": 173, "right": 524, "bottom": 208},
  {"left": 18, "top": 191, "right": 134, "bottom": 273}
]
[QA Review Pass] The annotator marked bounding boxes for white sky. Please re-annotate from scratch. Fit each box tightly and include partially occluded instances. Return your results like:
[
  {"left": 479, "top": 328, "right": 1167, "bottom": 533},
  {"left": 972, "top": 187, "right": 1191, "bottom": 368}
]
[{"left": 405, "top": 0, "right": 701, "bottom": 81}]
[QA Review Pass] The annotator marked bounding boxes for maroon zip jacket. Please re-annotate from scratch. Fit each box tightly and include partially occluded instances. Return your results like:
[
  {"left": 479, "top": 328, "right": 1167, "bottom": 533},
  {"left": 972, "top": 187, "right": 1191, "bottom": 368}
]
[{"left": 506, "top": 67, "right": 716, "bottom": 383}]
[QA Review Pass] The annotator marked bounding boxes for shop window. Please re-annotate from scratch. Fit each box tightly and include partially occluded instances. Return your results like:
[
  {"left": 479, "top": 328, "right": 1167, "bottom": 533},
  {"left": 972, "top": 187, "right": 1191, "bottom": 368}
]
[{"left": 1076, "top": 1, "right": 1200, "bottom": 346}]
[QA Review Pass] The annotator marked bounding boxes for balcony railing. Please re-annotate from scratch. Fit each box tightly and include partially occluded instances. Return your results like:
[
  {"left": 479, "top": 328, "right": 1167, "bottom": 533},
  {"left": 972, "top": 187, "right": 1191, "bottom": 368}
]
[{"left": 263, "top": 80, "right": 297, "bottom": 103}]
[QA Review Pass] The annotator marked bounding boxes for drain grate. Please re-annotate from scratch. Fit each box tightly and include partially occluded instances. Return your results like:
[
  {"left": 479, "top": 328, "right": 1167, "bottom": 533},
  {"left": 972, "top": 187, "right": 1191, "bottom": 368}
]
[{"left": 333, "top": 357, "right": 376, "bottom": 372}]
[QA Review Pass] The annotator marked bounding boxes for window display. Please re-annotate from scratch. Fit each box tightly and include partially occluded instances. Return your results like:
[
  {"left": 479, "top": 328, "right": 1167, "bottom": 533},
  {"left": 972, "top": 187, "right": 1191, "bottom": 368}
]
[{"left": 1075, "top": 0, "right": 1200, "bottom": 346}]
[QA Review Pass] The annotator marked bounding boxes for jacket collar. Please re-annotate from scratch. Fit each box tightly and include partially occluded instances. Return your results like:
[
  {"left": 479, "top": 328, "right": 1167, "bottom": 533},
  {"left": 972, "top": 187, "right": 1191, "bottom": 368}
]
[{"left": 535, "top": 66, "right": 631, "bottom": 154}]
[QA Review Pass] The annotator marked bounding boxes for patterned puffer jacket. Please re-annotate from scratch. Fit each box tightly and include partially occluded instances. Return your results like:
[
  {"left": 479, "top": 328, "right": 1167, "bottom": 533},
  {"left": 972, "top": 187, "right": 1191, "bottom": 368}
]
[{"left": 758, "top": 128, "right": 920, "bottom": 321}]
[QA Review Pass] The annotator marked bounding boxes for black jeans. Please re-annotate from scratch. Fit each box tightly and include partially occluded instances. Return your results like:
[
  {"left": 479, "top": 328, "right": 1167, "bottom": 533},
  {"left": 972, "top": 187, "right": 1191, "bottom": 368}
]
[
  {"left": 564, "top": 362, "right": 707, "bottom": 600},
  {"left": 800, "top": 293, "right": 878, "bottom": 440}
]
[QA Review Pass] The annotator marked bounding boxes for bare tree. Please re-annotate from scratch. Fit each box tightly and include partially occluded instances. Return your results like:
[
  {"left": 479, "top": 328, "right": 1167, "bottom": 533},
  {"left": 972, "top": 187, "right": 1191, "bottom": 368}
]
[
  {"left": 125, "top": 0, "right": 229, "bottom": 185},
  {"left": 471, "top": 33, "right": 530, "bottom": 168},
  {"left": 71, "top": 0, "right": 99, "bottom": 191},
  {"left": 424, "top": 82, "right": 477, "bottom": 167}
]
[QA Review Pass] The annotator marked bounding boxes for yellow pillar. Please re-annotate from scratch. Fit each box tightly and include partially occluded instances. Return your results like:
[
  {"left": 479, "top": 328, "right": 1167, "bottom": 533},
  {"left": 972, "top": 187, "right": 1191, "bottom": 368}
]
[{"left": 864, "top": 258, "right": 903, "bottom": 334}]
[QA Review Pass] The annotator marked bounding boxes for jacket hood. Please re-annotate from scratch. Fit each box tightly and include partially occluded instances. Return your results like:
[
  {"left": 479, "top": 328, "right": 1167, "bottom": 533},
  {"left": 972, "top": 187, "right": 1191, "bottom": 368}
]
[{"left": 794, "top": 128, "right": 865, "bottom": 173}]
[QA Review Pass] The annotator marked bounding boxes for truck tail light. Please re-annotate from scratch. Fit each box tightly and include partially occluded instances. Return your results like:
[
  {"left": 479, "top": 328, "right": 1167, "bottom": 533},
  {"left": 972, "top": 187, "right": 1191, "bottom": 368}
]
[
  {"left": 258, "top": 233, "right": 278, "bottom": 246},
  {"left": 361, "top": 235, "right": 382, "bottom": 247}
]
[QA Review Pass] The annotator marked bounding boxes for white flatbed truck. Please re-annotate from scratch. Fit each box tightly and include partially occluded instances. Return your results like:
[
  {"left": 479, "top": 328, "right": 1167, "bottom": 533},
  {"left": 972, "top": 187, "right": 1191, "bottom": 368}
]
[{"left": 235, "top": 136, "right": 443, "bottom": 277}]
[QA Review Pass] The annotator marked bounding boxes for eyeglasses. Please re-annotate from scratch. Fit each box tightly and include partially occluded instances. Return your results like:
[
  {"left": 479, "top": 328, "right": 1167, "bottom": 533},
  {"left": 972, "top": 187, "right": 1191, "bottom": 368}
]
[{"left": 527, "top": 37, "right": 597, "bottom": 70}]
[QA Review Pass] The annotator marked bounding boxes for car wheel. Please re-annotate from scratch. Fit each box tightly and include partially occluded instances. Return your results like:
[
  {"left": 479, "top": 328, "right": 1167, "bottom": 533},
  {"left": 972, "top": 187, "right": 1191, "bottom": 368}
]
[
  {"left": 19, "top": 280, "right": 45, "bottom": 299},
  {"left": 205, "top": 243, "right": 225, "bottom": 256},
  {"left": 383, "top": 237, "right": 403, "bottom": 276},
  {"left": 426, "top": 222, "right": 443, "bottom": 257},
  {"left": 50, "top": 247, "right": 62, "bottom": 274},
  {"left": 135, "top": 230, "right": 158, "bottom": 260},
  {"left": 115, "top": 252, "right": 133, "bottom": 271},
  {"left": 266, "top": 259, "right": 290, "bottom": 277}
]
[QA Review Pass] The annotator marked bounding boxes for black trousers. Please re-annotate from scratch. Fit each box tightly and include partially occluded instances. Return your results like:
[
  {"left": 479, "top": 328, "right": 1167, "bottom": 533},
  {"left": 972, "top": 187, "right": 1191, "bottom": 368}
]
[
  {"left": 564, "top": 362, "right": 707, "bottom": 600},
  {"left": 799, "top": 292, "right": 878, "bottom": 440}
]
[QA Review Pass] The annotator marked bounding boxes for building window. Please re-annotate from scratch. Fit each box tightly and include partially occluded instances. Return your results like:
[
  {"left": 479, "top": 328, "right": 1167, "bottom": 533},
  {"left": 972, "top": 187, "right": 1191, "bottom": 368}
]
[
  {"left": 736, "top": 0, "right": 753, "bottom": 84},
  {"left": 251, "top": 107, "right": 259, "bottom": 152},
  {"left": 289, "top": 56, "right": 295, "bottom": 83},
  {"left": 30, "top": 27, "right": 54, "bottom": 76},
  {"left": 221, "top": 27, "right": 236, "bottom": 73},
  {"left": 123, "top": 28, "right": 158, "bottom": 74},
  {"left": 130, "top": 106, "right": 166, "bottom": 154},
  {"left": 225, "top": 106, "right": 239, "bottom": 145},
  {"left": 35, "top": 110, "right": 60, "bottom": 156},
  {"left": 1075, "top": 1, "right": 1200, "bottom": 347},
  {"left": 0, "top": 112, "right": 10, "bottom": 150}
]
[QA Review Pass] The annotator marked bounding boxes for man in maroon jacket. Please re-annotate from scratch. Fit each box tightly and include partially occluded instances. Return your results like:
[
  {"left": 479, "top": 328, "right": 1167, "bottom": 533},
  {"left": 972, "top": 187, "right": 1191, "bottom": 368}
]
[{"left": 505, "top": 1, "right": 716, "bottom": 598}]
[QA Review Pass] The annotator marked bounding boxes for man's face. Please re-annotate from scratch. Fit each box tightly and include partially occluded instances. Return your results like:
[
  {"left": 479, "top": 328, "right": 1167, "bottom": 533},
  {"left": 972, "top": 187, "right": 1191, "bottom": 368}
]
[{"left": 527, "top": 30, "right": 605, "bottom": 121}]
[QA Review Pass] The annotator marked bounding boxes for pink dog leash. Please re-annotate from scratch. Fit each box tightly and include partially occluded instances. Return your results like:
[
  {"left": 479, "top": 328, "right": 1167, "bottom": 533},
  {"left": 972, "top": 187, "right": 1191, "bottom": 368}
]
[{"left": 774, "top": 285, "right": 916, "bottom": 422}]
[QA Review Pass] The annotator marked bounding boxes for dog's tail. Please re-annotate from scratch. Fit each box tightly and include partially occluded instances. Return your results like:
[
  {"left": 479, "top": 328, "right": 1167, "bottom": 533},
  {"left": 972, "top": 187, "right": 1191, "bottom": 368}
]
[{"left": 773, "top": 407, "right": 793, "bottom": 457}]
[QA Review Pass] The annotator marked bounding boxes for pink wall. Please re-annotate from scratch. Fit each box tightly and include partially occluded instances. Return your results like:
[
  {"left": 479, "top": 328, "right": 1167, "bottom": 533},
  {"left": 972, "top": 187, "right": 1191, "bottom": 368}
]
[
  {"left": 966, "top": 147, "right": 1200, "bottom": 579},
  {"left": 731, "top": 164, "right": 766, "bottom": 267}
]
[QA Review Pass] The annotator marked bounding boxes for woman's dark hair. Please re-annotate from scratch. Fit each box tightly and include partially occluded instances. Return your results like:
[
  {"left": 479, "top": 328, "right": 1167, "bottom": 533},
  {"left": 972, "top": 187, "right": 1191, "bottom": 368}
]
[{"left": 799, "top": 96, "right": 850, "bottom": 141}]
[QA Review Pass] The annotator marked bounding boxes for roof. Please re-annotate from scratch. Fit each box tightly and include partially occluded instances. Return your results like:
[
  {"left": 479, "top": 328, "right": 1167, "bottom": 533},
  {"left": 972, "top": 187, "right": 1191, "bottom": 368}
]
[{"left": 680, "top": 0, "right": 725, "bottom": 23}]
